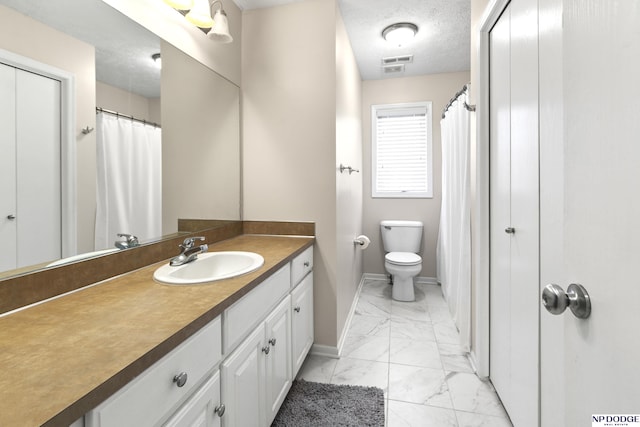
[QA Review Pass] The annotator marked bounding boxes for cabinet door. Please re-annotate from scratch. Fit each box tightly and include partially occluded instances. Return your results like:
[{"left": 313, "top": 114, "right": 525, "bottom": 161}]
[
  {"left": 291, "top": 274, "right": 314, "bottom": 376},
  {"left": 164, "top": 371, "right": 222, "bottom": 427},
  {"left": 221, "top": 325, "right": 265, "bottom": 427},
  {"left": 264, "top": 297, "right": 292, "bottom": 425}
]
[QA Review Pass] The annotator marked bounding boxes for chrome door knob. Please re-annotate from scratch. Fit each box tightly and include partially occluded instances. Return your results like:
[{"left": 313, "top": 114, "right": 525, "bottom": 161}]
[
  {"left": 214, "top": 404, "right": 226, "bottom": 417},
  {"left": 542, "top": 283, "right": 591, "bottom": 319},
  {"left": 173, "top": 372, "right": 188, "bottom": 387}
]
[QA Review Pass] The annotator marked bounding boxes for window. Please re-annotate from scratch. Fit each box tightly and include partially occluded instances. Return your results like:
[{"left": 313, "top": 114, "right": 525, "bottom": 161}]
[{"left": 371, "top": 102, "right": 433, "bottom": 198}]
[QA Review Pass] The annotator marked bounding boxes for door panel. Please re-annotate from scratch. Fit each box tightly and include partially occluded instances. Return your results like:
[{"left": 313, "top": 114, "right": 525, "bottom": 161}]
[
  {"left": 0, "top": 63, "right": 17, "bottom": 271},
  {"left": 489, "top": 3, "right": 512, "bottom": 404},
  {"left": 16, "top": 69, "right": 61, "bottom": 267},
  {"left": 489, "top": 1, "right": 539, "bottom": 425},
  {"left": 540, "top": 1, "right": 640, "bottom": 424}
]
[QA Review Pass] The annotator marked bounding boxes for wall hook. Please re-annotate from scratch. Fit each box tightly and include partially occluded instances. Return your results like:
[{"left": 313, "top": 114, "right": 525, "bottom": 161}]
[{"left": 82, "top": 126, "right": 94, "bottom": 135}]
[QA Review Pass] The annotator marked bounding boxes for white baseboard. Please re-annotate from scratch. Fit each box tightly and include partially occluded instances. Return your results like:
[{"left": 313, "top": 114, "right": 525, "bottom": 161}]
[
  {"left": 310, "top": 344, "right": 340, "bottom": 359},
  {"left": 362, "top": 272, "right": 438, "bottom": 286},
  {"left": 468, "top": 350, "right": 488, "bottom": 379},
  {"left": 416, "top": 276, "right": 438, "bottom": 285},
  {"left": 310, "top": 274, "right": 439, "bottom": 359},
  {"left": 311, "top": 275, "right": 367, "bottom": 360}
]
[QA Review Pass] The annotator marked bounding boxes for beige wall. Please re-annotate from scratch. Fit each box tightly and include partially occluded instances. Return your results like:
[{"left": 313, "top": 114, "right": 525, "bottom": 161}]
[
  {"left": 362, "top": 72, "right": 471, "bottom": 278},
  {"left": 335, "top": 8, "right": 363, "bottom": 344},
  {"left": 243, "top": 0, "right": 362, "bottom": 350},
  {"left": 103, "top": 0, "right": 242, "bottom": 86},
  {"left": 0, "top": 4, "right": 96, "bottom": 255},
  {"left": 162, "top": 41, "right": 241, "bottom": 234},
  {"left": 96, "top": 81, "right": 160, "bottom": 124}
]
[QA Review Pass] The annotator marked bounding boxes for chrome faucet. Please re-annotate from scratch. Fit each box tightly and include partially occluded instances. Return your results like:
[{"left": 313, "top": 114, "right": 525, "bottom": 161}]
[
  {"left": 115, "top": 233, "right": 139, "bottom": 250},
  {"left": 170, "top": 236, "right": 208, "bottom": 266}
]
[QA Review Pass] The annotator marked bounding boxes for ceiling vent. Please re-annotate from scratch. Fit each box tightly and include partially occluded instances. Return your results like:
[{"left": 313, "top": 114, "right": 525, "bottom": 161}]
[
  {"left": 382, "top": 55, "right": 414, "bottom": 65},
  {"left": 383, "top": 64, "right": 405, "bottom": 74}
]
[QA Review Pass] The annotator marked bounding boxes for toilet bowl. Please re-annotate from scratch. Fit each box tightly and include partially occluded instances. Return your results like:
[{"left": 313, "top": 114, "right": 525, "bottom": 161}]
[{"left": 380, "top": 220, "right": 424, "bottom": 302}]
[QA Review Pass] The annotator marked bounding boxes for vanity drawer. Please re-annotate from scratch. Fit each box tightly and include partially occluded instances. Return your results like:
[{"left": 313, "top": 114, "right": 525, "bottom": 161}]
[
  {"left": 223, "top": 264, "right": 290, "bottom": 354},
  {"left": 290, "top": 246, "right": 313, "bottom": 287},
  {"left": 86, "top": 317, "right": 222, "bottom": 427}
]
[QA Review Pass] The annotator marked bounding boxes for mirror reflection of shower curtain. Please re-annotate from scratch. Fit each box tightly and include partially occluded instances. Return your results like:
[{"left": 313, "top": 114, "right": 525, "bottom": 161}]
[
  {"left": 436, "top": 88, "right": 471, "bottom": 351},
  {"left": 95, "top": 112, "right": 162, "bottom": 250}
]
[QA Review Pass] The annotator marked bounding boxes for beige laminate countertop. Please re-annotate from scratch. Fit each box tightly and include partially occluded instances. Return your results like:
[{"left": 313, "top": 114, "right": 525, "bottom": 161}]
[{"left": 0, "top": 234, "right": 314, "bottom": 427}]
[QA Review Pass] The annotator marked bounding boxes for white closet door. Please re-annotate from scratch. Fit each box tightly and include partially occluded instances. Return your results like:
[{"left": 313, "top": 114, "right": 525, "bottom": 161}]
[
  {"left": 0, "top": 63, "right": 17, "bottom": 272},
  {"left": 489, "top": 0, "right": 540, "bottom": 426},
  {"left": 489, "top": 2, "right": 512, "bottom": 404},
  {"left": 15, "top": 69, "right": 62, "bottom": 268}
]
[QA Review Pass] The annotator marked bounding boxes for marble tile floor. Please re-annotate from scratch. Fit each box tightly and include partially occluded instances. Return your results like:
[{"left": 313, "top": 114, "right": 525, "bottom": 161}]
[{"left": 297, "top": 278, "right": 513, "bottom": 427}]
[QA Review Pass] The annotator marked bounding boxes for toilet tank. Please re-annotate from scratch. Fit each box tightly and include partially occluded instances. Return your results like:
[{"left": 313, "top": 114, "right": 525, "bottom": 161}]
[{"left": 380, "top": 220, "right": 424, "bottom": 253}]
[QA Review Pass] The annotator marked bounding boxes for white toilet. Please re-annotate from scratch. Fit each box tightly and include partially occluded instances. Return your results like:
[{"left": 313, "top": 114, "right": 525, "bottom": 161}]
[{"left": 380, "top": 220, "right": 424, "bottom": 302}]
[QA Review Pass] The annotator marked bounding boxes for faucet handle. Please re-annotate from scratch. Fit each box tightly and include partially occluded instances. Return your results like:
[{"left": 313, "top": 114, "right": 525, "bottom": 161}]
[
  {"left": 117, "top": 233, "right": 139, "bottom": 245},
  {"left": 181, "top": 236, "right": 206, "bottom": 249}
]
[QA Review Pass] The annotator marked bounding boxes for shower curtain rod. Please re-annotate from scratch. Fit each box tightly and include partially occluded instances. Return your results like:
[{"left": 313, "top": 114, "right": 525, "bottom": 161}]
[
  {"left": 441, "top": 84, "right": 476, "bottom": 119},
  {"left": 96, "top": 107, "right": 161, "bottom": 128}
]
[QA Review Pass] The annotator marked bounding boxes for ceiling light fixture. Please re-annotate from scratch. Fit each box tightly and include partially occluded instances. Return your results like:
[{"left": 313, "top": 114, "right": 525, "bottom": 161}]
[{"left": 382, "top": 22, "right": 418, "bottom": 47}]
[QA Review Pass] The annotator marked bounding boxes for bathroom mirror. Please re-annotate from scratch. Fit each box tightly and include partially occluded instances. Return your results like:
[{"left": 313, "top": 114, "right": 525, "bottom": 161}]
[{"left": 0, "top": 0, "right": 241, "bottom": 278}]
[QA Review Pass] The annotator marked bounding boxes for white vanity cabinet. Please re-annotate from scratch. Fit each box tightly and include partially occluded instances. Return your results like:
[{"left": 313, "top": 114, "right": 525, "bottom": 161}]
[
  {"left": 164, "top": 370, "right": 223, "bottom": 427},
  {"left": 85, "top": 317, "right": 222, "bottom": 427},
  {"left": 291, "top": 273, "right": 314, "bottom": 376},
  {"left": 220, "top": 291, "right": 292, "bottom": 427},
  {"left": 83, "top": 245, "right": 313, "bottom": 427}
]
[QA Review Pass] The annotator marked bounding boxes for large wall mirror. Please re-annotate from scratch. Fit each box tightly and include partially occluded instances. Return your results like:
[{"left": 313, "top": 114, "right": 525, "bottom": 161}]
[{"left": 0, "top": 0, "right": 241, "bottom": 279}]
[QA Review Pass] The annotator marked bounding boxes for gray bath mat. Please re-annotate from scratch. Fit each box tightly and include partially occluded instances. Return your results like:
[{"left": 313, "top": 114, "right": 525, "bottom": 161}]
[{"left": 272, "top": 380, "right": 385, "bottom": 426}]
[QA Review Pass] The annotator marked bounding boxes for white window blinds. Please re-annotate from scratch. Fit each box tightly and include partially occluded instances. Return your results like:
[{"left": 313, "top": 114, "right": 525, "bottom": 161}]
[{"left": 372, "top": 102, "right": 433, "bottom": 198}]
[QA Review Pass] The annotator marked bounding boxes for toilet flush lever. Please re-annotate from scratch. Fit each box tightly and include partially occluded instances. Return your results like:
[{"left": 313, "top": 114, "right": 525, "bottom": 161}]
[{"left": 542, "top": 283, "right": 591, "bottom": 319}]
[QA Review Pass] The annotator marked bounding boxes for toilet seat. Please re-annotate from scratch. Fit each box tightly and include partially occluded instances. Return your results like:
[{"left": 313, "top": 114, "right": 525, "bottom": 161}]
[{"left": 385, "top": 252, "right": 422, "bottom": 266}]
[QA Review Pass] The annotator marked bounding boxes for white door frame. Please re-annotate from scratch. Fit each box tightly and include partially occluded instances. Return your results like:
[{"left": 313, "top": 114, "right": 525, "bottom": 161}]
[
  {"left": 472, "top": 0, "right": 512, "bottom": 379},
  {"left": 0, "top": 48, "right": 77, "bottom": 257}
]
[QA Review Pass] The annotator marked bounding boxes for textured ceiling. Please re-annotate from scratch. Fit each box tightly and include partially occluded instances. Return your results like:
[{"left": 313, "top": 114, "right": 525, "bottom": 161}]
[
  {"left": 0, "top": 0, "right": 161, "bottom": 98},
  {"left": 233, "top": 0, "right": 471, "bottom": 80}
]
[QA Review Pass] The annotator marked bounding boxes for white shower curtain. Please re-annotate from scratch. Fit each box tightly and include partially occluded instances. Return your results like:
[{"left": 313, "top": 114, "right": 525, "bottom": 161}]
[
  {"left": 437, "top": 87, "right": 471, "bottom": 351},
  {"left": 95, "top": 112, "right": 162, "bottom": 250}
]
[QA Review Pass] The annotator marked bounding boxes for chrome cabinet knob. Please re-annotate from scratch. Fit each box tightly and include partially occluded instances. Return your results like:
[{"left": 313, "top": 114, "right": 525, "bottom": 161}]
[
  {"left": 269, "top": 338, "right": 277, "bottom": 346},
  {"left": 173, "top": 372, "right": 188, "bottom": 387},
  {"left": 504, "top": 227, "right": 515, "bottom": 234},
  {"left": 7, "top": 214, "right": 15, "bottom": 220},
  {"left": 303, "top": 261, "right": 310, "bottom": 267},
  {"left": 214, "top": 404, "right": 226, "bottom": 417},
  {"left": 294, "top": 306, "right": 301, "bottom": 313},
  {"left": 262, "top": 345, "right": 270, "bottom": 355},
  {"left": 542, "top": 283, "right": 591, "bottom": 319}
]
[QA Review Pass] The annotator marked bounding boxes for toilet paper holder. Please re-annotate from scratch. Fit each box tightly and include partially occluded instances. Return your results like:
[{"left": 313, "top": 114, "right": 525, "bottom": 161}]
[{"left": 353, "top": 235, "right": 370, "bottom": 249}]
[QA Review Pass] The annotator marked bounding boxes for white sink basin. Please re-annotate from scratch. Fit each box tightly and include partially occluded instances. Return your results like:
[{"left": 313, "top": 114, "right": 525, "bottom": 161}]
[
  {"left": 154, "top": 251, "right": 265, "bottom": 285},
  {"left": 47, "top": 248, "right": 120, "bottom": 267}
]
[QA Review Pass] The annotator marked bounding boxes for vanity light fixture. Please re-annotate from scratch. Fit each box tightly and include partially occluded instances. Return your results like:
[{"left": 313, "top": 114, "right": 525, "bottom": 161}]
[
  {"left": 208, "top": 1, "right": 233, "bottom": 43},
  {"left": 164, "top": 0, "right": 233, "bottom": 43},
  {"left": 163, "top": 0, "right": 194, "bottom": 10},
  {"left": 382, "top": 22, "right": 418, "bottom": 47},
  {"left": 185, "top": 0, "right": 214, "bottom": 28}
]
